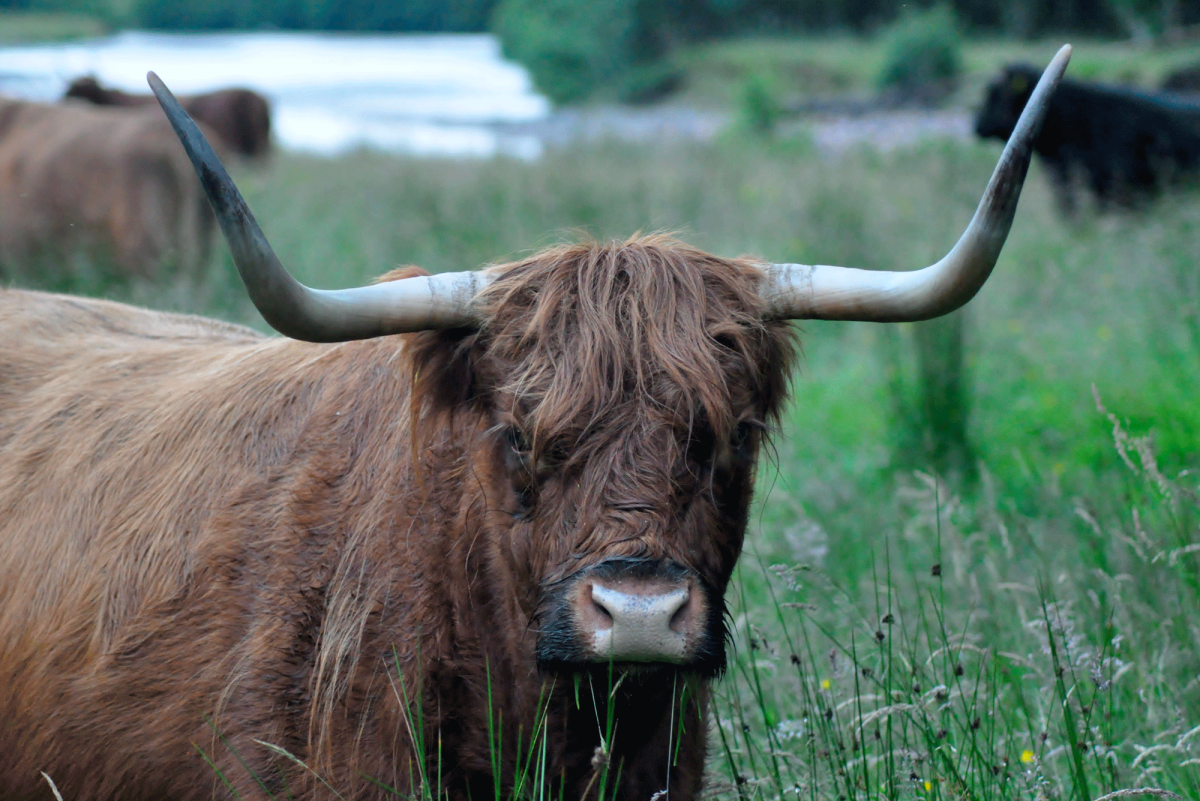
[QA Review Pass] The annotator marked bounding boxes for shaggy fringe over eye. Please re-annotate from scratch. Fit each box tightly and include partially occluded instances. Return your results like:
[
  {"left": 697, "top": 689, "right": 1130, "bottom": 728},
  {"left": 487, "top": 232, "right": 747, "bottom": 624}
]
[{"left": 471, "top": 233, "right": 799, "bottom": 465}]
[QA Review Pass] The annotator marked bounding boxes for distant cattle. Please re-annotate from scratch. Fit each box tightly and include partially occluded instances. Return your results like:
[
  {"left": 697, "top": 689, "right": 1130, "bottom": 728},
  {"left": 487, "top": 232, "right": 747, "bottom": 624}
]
[
  {"left": 0, "top": 96, "right": 217, "bottom": 278},
  {"left": 66, "top": 76, "right": 271, "bottom": 160},
  {"left": 0, "top": 49, "right": 1068, "bottom": 801},
  {"left": 976, "top": 64, "right": 1200, "bottom": 213}
]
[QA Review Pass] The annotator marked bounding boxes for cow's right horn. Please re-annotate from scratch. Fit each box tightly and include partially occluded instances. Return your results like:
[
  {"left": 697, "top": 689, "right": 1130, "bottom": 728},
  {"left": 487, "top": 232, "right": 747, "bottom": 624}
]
[
  {"left": 148, "top": 72, "right": 488, "bottom": 342},
  {"left": 762, "top": 44, "right": 1070, "bottom": 322}
]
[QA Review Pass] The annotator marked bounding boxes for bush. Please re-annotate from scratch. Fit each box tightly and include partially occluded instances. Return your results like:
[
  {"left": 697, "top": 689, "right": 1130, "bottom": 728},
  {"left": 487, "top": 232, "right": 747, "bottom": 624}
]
[
  {"left": 491, "top": 0, "right": 757, "bottom": 106},
  {"left": 492, "top": 0, "right": 637, "bottom": 105},
  {"left": 736, "top": 71, "right": 784, "bottom": 137},
  {"left": 876, "top": 5, "right": 962, "bottom": 97}
]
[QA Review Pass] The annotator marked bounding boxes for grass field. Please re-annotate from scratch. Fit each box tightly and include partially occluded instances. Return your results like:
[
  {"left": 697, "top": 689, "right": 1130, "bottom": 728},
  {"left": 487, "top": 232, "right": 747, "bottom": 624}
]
[
  {"left": 669, "top": 35, "right": 1200, "bottom": 110},
  {"left": 0, "top": 10, "right": 110, "bottom": 44},
  {"left": 9, "top": 115, "right": 1200, "bottom": 797}
]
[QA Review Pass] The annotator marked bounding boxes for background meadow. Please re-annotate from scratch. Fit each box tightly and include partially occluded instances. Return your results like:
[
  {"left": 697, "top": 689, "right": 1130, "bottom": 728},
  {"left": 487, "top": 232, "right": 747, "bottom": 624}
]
[
  {"left": 3, "top": 19, "right": 1200, "bottom": 798},
  {"left": 19, "top": 130, "right": 1198, "bottom": 800}
]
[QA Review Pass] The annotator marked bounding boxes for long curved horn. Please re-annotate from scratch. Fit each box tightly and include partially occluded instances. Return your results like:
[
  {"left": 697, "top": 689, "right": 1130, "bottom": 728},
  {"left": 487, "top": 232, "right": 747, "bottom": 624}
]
[
  {"left": 763, "top": 44, "right": 1071, "bottom": 322},
  {"left": 148, "top": 72, "right": 487, "bottom": 342}
]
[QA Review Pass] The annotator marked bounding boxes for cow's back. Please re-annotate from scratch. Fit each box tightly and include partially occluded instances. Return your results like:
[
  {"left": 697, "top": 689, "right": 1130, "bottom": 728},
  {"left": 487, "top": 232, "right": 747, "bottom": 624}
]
[
  {"left": 0, "top": 97, "right": 219, "bottom": 277},
  {"left": 0, "top": 290, "right": 425, "bottom": 801},
  {"left": 0, "top": 291, "right": 269, "bottom": 695}
]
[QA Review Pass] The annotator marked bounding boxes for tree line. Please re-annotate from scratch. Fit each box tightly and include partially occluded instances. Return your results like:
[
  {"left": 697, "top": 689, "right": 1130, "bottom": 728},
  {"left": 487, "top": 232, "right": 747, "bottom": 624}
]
[
  {"left": 0, "top": 0, "right": 497, "bottom": 31},
  {"left": 4, "top": 0, "right": 1192, "bottom": 39}
]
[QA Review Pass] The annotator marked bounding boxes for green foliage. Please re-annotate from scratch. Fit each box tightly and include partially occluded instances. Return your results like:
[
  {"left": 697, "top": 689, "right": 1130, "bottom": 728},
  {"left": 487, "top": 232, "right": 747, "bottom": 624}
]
[
  {"left": 1105, "top": 0, "right": 1186, "bottom": 40},
  {"left": 7, "top": 0, "right": 1200, "bottom": 41},
  {"left": 491, "top": 0, "right": 637, "bottom": 105},
  {"left": 735, "top": 72, "right": 784, "bottom": 137},
  {"left": 877, "top": 5, "right": 962, "bottom": 94},
  {"left": 720, "top": 422, "right": 1200, "bottom": 799},
  {"left": 883, "top": 311, "right": 977, "bottom": 487}
]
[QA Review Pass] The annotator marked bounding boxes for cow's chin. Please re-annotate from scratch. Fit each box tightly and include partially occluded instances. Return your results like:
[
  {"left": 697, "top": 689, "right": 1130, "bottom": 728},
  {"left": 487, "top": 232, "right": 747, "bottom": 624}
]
[{"left": 533, "top": 558, "right": 728, "bottom": 680}]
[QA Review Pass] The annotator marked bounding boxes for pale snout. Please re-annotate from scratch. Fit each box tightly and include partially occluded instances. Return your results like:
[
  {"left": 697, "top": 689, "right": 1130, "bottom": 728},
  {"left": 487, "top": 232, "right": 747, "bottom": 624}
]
[
  {"left": 574, "top": 575, "right": 704, "bottom": 664},
  {"left": 536, "top": 558, "right": 727, "bottom": 674}
]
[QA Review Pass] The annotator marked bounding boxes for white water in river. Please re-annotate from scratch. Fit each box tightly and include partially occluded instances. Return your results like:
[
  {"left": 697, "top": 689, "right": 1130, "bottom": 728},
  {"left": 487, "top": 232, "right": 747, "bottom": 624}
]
[{"left": 0, "top": 30, "right": 550, "bottom": 158}]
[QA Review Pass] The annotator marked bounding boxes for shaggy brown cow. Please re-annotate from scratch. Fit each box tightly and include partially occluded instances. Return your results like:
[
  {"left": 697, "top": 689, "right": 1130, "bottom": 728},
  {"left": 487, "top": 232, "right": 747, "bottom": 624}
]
[
  {"left": 0, "top": 96, "right": 218, "bottom": 278},
  {"left": 66, "top": 75, "right": 272, "bottom": 160},
  {"left": 0, "top": 47, "right": 1070, "bottom": 801}
]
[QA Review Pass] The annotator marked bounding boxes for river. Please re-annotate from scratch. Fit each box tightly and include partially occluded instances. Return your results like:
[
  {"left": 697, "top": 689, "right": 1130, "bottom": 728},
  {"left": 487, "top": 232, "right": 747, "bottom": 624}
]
[{"left": 0, "top": 30, "right": 551, "bottom": 158}]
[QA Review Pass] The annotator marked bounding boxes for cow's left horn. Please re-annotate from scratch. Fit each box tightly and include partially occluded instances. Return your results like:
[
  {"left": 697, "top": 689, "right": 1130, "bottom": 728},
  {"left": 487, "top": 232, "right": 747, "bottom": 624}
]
[
  {"left": 763, "top": 44, "right": 1070, "bottom": 322},
  {"left": 148, "top": 72, "right": 488, "bottom": 342}
]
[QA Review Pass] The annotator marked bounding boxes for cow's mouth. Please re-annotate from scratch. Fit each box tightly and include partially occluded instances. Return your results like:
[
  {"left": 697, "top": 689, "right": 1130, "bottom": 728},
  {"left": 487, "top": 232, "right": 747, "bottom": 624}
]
[{"left": 534, "top": 558, "right": 727, "bottom": 678}]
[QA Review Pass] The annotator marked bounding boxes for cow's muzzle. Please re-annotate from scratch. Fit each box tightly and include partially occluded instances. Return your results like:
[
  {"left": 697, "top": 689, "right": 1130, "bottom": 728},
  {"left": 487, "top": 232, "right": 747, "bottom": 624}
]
[{"left": 535, "top": 559, "right": 726, "bottom": 676}]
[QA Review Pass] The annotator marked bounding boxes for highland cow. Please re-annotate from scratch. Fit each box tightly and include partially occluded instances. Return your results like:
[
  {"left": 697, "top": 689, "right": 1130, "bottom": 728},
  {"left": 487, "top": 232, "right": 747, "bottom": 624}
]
[
  {"left": 0, "top": 47, "right": 1071, "bottom": 801},
  {"left": 975, "top": 63, "right": 1200, "bottom": 213},
  {"left": 0, "top": 96, "right": 217, "bottom": 277},
  {"left": 66, "top": 76, "right": 272, "bottom": 160}
]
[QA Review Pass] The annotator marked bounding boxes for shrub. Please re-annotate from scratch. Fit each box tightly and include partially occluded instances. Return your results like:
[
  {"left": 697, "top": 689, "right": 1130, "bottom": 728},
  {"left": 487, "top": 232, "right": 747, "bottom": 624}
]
[
  {"left": 736, "top": 71, "right": 784, "bottom": 137},
  {"left": 492, "top": 0, "right": 637, "bottom": 105},
  {"left": 876, "top": 5, "right": 962, "bottom": 97}
]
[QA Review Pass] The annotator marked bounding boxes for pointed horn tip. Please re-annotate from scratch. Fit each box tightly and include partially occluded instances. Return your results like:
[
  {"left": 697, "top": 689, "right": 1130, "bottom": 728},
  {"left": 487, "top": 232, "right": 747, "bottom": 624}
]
[
  {"left": 146, "top": 71, "right": 173, "bottom": 105},
  {"left": 1047, "top": 43, "right": 1072, "bottom": 79}
]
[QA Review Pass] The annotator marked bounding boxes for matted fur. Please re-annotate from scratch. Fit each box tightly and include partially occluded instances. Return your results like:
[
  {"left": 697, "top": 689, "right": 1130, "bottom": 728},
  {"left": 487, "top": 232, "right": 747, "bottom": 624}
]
[{"left": 0, "top": 236, "right": 796, "bottom": 801}]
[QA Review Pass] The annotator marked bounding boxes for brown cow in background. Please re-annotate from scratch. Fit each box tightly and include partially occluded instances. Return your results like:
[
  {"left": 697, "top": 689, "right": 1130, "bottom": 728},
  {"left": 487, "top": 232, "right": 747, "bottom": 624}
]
[
  {"left": 0, "top": 97, "right": 217, "bottom": 278},
  {"left": 0, "top": 49, "right": 1070, "bottom": 801},
  {"left": 66, "top": 75, "right": 272, "bottom": 160}
]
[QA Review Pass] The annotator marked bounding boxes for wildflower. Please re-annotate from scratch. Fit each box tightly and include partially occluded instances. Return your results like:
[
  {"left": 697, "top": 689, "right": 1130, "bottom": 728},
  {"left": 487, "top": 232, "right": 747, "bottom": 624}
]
[
  {"left": 821, "top": 678, "right": 831, "bottom": 690},
  {"left": 1021, "top": 749, "right": 1035, "bottom": 764}
]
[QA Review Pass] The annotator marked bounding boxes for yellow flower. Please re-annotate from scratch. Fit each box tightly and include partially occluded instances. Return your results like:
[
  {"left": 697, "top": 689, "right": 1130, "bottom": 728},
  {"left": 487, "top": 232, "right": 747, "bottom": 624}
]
[
  {"left": 820, "top": 678, "right": 831, "bottom": 690},
  {"left": 1021, "top": 749, "right": 1035, "bottom": 764},
  {"left": 924, "top": 781, "right": 932, "bottom": 791}
]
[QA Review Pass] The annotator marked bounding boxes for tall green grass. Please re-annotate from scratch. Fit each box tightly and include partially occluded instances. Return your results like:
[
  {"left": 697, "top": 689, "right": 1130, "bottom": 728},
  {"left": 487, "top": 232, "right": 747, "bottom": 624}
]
[
  {"left": 15, "top": 134, "right": 1200, "bottom": 799},
  {"left": 724, "top": 410, "right": 1199, "bottom": 800}
]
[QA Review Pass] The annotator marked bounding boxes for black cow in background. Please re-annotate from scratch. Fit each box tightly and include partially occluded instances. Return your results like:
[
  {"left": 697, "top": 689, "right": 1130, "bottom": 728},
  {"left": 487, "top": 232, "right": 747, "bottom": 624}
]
[
  {"left": 1162, "top": 62, "right": 1200, "bottom": 95},
  {"left": 976, "top": 64, "right": 1200, "bottom": 214}
]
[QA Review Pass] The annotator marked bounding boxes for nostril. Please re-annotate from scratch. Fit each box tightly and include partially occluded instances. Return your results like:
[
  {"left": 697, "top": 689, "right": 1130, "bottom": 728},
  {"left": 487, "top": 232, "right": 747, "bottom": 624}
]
[
  {"left": 591, "top": 596, "right": 614, "bottom": 624},
  {"left": 589, "top": 583, "right": 620, "bottom": 631},
  {"left": 669, "top": 597, "right": 690, "bottom": 633}
]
